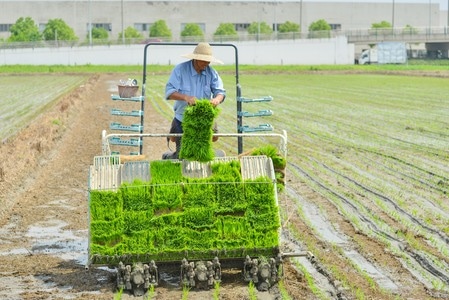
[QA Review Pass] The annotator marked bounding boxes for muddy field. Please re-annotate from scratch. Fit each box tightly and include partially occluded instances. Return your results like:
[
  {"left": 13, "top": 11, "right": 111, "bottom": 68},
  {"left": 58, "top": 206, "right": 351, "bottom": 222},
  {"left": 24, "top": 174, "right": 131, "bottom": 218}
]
[{"left": 0, "top": 73, "right": 448, "bottom": 299}]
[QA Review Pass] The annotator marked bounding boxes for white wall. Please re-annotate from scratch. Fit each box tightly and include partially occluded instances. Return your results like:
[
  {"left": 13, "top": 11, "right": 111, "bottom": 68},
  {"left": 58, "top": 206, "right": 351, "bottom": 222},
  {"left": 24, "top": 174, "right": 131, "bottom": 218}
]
[
  {"left": 0, "top": 37, "right": 354, "bottom": 66},
  {"left": 0, "top": 1, "right": 444, "bottom": 41}
]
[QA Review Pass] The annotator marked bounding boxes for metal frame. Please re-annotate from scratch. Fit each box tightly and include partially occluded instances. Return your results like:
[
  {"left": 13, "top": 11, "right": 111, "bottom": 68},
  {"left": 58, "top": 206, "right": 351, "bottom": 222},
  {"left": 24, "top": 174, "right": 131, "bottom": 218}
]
[
  {"left": 141, "top": 42, "right": 247, "bottom": 153},
  {"left": 101, "top": 129, "right": 288, "bottom": 159}
]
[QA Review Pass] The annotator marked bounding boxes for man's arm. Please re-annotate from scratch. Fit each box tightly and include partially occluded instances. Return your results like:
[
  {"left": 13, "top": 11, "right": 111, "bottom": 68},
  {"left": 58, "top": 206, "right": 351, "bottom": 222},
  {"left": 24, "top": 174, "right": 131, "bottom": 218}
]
[
  {"left": 210, "top": 69, "right": 226, "bottom": 106},
  {"left": 210, "top": 94, "right": 224, "bottom": 106},
  {"left": 168, "top": 91, "right": 196, "bottom": 106}
]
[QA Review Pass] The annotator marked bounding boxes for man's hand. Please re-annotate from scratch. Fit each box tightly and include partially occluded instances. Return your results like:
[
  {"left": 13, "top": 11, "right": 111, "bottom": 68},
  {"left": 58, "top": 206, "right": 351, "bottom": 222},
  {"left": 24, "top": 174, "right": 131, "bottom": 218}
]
[
  {"left": 185, "top": 95, "right": 196, "bottom": 105},
  {"left": 168, "top": 92, "right": 196, "bottom": 105},
  {"left": 210, "top": 95, "right": 224, "bottom": 106}
]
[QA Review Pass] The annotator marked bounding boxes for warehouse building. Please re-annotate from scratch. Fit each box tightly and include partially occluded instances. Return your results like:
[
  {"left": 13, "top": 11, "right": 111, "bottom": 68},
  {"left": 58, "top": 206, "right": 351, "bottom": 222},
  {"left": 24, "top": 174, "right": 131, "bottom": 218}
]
[{"left": 0, "top": 0, "right": 447, "bottom": 41}]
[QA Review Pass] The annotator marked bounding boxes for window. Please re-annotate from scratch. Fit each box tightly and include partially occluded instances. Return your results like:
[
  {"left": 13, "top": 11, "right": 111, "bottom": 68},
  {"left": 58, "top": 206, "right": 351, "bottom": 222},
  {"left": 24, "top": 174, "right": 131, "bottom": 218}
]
[
  {"left": 87, "top": 23, "right": 112, "bottom": 31},
  {"left": 329, "top": 24, "right": 341, "bottom": 30},
  {"left": 134, "top": 23, "right": 152, "bottom": 31},
  {"left": 234, "top": 23, "right": 250, "bottom": 32},
  {"left": 0, "top": 24, "right": 12, "bottom": 32},
  {"left": 39, "top": 23, "right": 46, "bottom": 32}
]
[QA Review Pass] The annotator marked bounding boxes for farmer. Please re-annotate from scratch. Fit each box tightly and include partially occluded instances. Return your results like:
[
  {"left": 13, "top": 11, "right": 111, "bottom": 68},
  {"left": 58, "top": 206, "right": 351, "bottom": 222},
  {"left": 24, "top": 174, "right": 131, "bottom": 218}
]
[{"left": 163, "top": 42, "right": 226, "bottom": 159}]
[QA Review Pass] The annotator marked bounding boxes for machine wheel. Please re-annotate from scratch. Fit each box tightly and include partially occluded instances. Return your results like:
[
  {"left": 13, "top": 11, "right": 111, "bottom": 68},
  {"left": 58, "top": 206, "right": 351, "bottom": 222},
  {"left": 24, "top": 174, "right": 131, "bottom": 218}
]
[
  {"left": 258, "top": 281, "right": 270, "bottom": 292},
  {"left": 133, "top": 287, "right": 145, "bottom": 297}
]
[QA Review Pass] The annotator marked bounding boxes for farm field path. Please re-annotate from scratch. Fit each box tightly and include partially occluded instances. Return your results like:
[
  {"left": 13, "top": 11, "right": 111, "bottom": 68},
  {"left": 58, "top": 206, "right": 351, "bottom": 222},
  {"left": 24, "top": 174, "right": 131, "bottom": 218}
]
[{"left": 0, "top": 72, "right": 446, "bottom": 299}]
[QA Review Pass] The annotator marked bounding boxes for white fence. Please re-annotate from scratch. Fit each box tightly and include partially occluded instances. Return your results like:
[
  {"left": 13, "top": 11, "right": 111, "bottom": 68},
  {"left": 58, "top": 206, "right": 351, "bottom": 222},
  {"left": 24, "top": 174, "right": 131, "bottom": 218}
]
[{"left": 0, "top": 36, "right": 354, "bottom": 66}]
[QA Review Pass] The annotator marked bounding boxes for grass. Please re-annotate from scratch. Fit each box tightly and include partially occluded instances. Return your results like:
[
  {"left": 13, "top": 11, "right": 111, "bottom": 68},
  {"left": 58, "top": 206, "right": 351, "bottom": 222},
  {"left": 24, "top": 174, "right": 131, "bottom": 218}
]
[
  {"left": 182, "top": 285, "right": 190, "bottom": 299},
  {"left": 213, "top": 282, "right": 220, "bottom": 299},
  {"left": 0, "top": 59, "right": 449, "bottom": 74},
  {"left": 0, "top": 74, "right": 88, "bottom": 140},
  {"left": 247, "top": 281, "right": 257, "bottom": 300},
  {"left": 277, "top": 281, "right": 293, "bottom": 300},
  {"left": 293, "top": 262, "right": 327, "bottom": 299},
  {"left": 147, "top": 285, "right": 155, "bottom": 299},
  {"left": 114, "top": 288, "right": 124, "bottom": 300}
]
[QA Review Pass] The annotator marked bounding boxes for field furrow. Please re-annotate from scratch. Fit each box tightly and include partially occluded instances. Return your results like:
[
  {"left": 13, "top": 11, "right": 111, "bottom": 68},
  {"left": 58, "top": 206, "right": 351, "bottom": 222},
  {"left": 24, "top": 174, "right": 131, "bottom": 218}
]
[
  {"left": 216, "top": 72, "right": 449, "bottom": 296},
  {"left": 0, "top": 74, "right": 88, "bottom": 139},
  {"left": 61, "top": 70, "right": 449, "bottom": 297}
]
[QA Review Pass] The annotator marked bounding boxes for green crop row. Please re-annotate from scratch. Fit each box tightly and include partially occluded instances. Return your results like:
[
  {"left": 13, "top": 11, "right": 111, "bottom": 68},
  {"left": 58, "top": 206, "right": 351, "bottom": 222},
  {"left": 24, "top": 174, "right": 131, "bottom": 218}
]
[
  {"left": 0, "top": 74, "right": 88, "bottom": 140},
  {"left": 89, "top": 159, "right": 280, "bottom": 265}
]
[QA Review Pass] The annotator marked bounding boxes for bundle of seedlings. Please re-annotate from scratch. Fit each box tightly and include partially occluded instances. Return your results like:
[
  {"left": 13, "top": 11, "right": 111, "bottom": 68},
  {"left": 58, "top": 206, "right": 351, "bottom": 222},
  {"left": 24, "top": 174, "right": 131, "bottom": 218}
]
[
  {"left": 89, "top": 160, "right": 280, "bottom": 262},
  {"left": 179, "top": 99, "right": 220, "bottom": 162},
  {"left": 247, "top": 144, "right": 287, "bottom": 190}
]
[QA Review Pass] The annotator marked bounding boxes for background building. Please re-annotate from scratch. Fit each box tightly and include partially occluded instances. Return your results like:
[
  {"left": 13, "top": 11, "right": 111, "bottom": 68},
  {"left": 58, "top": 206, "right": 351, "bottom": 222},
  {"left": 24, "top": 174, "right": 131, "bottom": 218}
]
[
  {"left": 0, "top": 0, "right": 447, "bottom": 42},
  {"left": 1, "top": 0, "right": 448, "bottom": 64}
]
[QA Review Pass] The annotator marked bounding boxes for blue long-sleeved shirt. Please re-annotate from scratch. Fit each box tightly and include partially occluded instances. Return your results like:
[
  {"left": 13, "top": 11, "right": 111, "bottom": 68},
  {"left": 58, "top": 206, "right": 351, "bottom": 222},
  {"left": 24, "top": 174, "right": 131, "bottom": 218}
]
[{"left": 165, "top": 60, "right": 226, "bottom": 122}]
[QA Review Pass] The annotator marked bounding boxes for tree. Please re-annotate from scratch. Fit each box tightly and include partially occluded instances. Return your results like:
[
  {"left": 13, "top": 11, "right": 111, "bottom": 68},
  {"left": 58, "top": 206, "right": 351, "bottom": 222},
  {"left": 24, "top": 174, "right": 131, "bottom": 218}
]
[
  {"left": 309, "top": 19, "right": 331, "bottom": 31},
  {"left": 278, "top": 21, "right": 300, "bottom": 33},
  {"left": 371, "top": 21, "right": 392, "bottom": 29},
  {"left": 8, "top": 17, "right": 41, "bottom": 42},
  {"left": 149, "top": 20, "right": 172, "bottom": 39},
  {"left": 370, "top": 21, "right": 392, "bottom": 36},
  {"left": 88, "top": 27, "right": 108, "bottom": 41},
  {"left": 308, "top": 19, "right": 331, "bottom": 38},
  {"left": 43, "top": 18, "right": 78, "bottom": 41},
  {"left": 247, "top": 22, "right": 272, "bottom": 35},
  {"left": 214, "top": 23, "right": 237, "bottom": 36},
  {"left": 181, "top": 23, "right": 204, "bottom": 42},
  {"left": 213, "top": 23, "right": 238, "bottom": 41},
  {"left": 118, "top": 26, "right": 143, "bottom": 42}
]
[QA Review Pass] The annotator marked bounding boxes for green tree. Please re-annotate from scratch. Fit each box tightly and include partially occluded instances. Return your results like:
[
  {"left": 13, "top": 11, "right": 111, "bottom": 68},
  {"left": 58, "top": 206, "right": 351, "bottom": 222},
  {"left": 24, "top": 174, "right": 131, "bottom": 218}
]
[
  {"left": 247, "top": 22, "right": 272, "bottom": 35},
  {"left": 149, "top": 20, "right": 172, "bottom": 39},
  {"left": 8, "top": 17, "right": 41, "bottom": 42},
  {"left": 278, "top": 21, "right": 301, "bottom": 39},
  {"left": 213, "top": 23, "right": 238, "bottom": 41},
  {"left": 278, "top": 21, "right": 300, "bottom": 33},
  {"left": 86, "top": 27, "right": 109, "bottom": 44},
  {"left": 371, "top": 21, "right": 392, "bottom": 29},
  {"left": 370, "top": 21, "right": 392, "bottom": 36},
  {"left": 43, "top": 18, "right": 78, "bottom": 41},
  {"left": 308, "top": 19, "right": 331, "bottom": 38},
  {"left": 118, "top": 26, "right": 143, "bottom": 42},
  {"left": 181, "top": 23, "right": 204, "bottom": 42},
  {"left": 89, "top": 27, "right": 109, "bottom": 40},
  {"left": 214, "top": 23, "right": 237, "bottom": 36}
]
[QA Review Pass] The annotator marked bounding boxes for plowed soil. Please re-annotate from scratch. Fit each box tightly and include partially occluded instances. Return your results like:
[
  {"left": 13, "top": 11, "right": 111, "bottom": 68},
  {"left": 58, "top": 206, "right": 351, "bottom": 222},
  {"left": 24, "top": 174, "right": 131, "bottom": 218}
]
[
  {"left": 0, "top": 74, "right": 312, "bottom": 300},
  {"left": 0, "top": 73, "right": 445, "bottom": 300}
]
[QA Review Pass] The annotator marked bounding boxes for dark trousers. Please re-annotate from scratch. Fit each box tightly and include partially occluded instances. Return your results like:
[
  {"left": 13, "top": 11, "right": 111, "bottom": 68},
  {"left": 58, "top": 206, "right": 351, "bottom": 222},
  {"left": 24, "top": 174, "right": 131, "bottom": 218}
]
[{"left": 169, "top": 118, "right": 183, "bottom": 159}]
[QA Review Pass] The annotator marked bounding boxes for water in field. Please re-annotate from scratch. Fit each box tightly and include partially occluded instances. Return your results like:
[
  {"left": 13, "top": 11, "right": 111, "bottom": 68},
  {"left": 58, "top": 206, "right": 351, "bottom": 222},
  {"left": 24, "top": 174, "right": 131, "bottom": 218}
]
[{"left": 285, "top": 187, "right": 399, "bottom": 293}]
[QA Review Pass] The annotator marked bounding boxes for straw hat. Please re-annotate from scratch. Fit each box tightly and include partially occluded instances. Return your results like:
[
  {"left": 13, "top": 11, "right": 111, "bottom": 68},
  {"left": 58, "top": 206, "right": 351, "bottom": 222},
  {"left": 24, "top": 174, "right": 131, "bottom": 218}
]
[{"left": 181, "top": 42, "right": 223, "bottom": 64}]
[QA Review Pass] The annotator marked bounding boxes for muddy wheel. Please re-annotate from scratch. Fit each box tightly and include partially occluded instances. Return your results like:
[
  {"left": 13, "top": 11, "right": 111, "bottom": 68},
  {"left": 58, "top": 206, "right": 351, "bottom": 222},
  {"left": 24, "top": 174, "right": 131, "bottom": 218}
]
[
  {"left": 133, "top": 287, "right": 145, "bottom": 297},
  {"left": 258, "top": 281, "right": 270, "bottom": 292}
]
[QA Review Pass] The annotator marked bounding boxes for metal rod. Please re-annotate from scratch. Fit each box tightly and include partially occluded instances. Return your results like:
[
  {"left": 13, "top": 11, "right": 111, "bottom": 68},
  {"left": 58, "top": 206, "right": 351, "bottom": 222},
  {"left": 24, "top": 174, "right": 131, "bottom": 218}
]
[
  {"left": 281, "top": 251, "right": 314, "bottom": 259},
  {"left": 392, "top": 0, "right": 395, "bottom": 29},
  {"left": 121, "top": 0, "right": 125, "bottom": 44},
  {"left": 88, "top": 0, "right": 92, "bottom": 46},
  {"left": 102, "top": 130, "right": 288, "bottom": 158}
]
